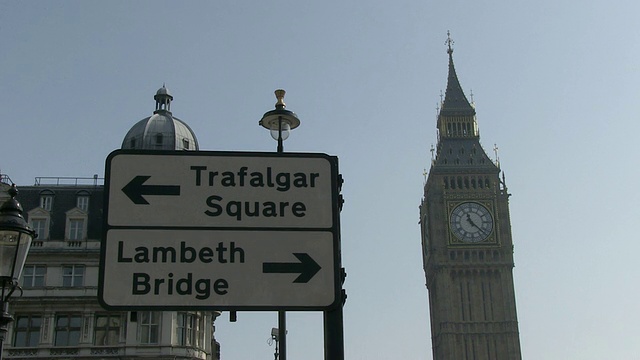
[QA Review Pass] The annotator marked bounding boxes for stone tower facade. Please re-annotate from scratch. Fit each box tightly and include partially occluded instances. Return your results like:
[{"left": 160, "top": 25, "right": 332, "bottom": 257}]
[{"left": 420, "top": 35, "right": 522, "bottom": 359}]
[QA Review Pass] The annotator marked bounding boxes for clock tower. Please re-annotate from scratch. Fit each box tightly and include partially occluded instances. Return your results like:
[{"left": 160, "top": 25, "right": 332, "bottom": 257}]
[{"left": 420, "top": 34, "right": 522, "bottom": 359}]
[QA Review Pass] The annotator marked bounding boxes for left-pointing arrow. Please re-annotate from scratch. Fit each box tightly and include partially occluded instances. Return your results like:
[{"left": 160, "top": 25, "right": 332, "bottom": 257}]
[{"left": 121, "top": 176, "right": 181, "bottom": 205}]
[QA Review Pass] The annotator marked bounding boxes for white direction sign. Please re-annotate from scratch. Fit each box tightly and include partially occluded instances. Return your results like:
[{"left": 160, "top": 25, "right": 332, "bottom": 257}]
[
  {"left": 100, "top": 150, "right": 341, "bottom": 311},
  {"left": 100, "top": 229, "right": 336, "bottom": 309},
  {"left": 105, "top": 151, "right": 336, "bottom": 228}
]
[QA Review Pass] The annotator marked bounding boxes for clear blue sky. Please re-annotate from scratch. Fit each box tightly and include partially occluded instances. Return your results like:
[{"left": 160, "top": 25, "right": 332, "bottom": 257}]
[{"left": 2, "top": 1, "right": 639, "bottom": 359}]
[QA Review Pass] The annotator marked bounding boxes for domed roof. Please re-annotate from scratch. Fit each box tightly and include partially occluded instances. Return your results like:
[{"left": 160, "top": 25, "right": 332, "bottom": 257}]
[
  {"left": 155, "top": 85, "right": 172, "bottom": 97},
  {"left": 121, "top": 86, "right": 199, "bottom": 151}
]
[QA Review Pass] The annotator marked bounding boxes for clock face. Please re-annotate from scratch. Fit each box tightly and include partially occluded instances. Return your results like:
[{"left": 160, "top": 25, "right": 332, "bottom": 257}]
[{"left": 450, "top": 202, "right": 494, "bottom": 243}]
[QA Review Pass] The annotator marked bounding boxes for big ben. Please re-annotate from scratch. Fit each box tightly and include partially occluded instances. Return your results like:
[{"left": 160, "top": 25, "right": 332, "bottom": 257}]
[{"left": 420, "top": 33, "right": 522, "bottom": 359}]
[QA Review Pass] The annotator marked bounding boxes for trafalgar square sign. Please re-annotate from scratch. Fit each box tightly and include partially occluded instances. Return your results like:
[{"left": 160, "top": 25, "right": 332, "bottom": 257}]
[{"left": 99, "top": 150, "right": 342, "bottom": 311}]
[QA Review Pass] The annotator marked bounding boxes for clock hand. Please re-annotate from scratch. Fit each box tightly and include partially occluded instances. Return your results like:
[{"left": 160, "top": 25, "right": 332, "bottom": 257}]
[
  {"left": 465, "top": 213, "right": 479, "bottom": 228},
  {"left": 466, "top": 213, "right": 489, "bottom": 235}
]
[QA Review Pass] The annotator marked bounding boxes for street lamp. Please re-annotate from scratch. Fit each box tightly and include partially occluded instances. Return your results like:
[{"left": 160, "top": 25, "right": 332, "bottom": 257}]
[
  {"left": 0, "top": 185, "right": 36, "bottom": 359},
  {"left": 259, "top": 89, "right": 300, "bottom": 153},
  {"left": 258, "top": 89, "right": 301, "bottom": 360}
]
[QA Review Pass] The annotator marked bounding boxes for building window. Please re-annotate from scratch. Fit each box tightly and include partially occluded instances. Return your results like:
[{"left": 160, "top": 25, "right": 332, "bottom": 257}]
[
  {"left": 155, "top": 134, "right": 163, "bottom": 145},
  {"left": 182, "top": 139, "right": 190, "bottom": 149},
  {"left": 54, "top": 314, "right": 82, "bottom": 346},
  {"left": 176, "top": 312, "right": 204, "bottom": 347},
  {"left": 30, "top": 218, "right": 48, "bottom": 240},
  {"left": 62, "top": 265, "right": 84, "bottom": 287},
  {"left": 176, "top": 312, "right": 192, "bottom": 346},
  {"left": 40, "top": 195, "right": 53, "bottom": 211},
  {"left": 138, "top": 312, "right": 160, "bottom": 344},
  {"left": 13, "top": 315, "right": 41, "bottom": 347},
  {"left": 77, "top": 196, "right": 89, "bottom": 212},
  {"left": 68, "top": 219, "right": 84, "bottom": 240},
  {"left": 65, "top": 208, "right": 87, "bottom": 241},
  {"left": 94, "top": 314, "right": 121, "bottom": 346},
  {"left": 22, "top": 265, "right": 46, "bottom": 288}
]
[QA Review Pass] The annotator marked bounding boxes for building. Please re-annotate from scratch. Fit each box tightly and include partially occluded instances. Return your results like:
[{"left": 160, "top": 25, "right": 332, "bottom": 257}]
[
  {"left": 4, "top": 86, "right": 220, "bottom": 360},
  {"left": 420, "top": 35, "right": 522, "bottom": 359}
]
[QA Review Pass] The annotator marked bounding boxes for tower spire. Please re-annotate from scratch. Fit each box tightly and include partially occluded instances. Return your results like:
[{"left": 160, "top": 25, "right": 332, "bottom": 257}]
[
  {"left": 440, "top": 32, "right": 474, "bottom": 116},
  {"left": 437, "top": 31, "right": 478, "bottom": 139}
]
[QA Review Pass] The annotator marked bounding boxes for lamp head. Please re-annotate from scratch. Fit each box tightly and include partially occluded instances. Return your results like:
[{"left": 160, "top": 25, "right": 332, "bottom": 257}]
[
  {"left": 259, "top": 89, "right": 301, "bottom": 140},
  {"left": 0, "top": 185, "right": 36, "bottom": 286}
]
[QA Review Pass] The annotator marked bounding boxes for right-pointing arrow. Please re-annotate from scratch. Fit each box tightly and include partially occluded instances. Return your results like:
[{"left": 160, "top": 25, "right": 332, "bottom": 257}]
[{"left": 262, "top": 253, "right": 322, "bottom": 283}]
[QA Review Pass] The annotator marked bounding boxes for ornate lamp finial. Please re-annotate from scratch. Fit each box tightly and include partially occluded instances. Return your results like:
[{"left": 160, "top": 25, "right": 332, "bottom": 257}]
[{"left": 275, "top": 89, "right": 286, "bottom": 109}]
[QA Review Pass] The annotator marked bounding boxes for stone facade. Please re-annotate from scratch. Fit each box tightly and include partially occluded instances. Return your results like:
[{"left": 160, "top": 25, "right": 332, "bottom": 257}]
[{"left": 4, "top": 177, "right": 220, "bottom": 360}]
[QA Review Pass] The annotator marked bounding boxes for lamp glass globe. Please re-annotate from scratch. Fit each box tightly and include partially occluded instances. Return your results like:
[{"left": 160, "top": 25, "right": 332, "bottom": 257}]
[{"left": 270, "top": 122, "right": 290, "bottom": 141}]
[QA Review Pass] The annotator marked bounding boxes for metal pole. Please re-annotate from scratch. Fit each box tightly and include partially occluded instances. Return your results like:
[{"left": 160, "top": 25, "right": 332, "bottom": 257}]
[
  {"left": 324, "top": 174, "right": 345, "bottom": 360},
  {"left": 278, "top": 310, "right": 286, "bottom": 360},
  {"left": 323, "top": 302, "right": 345, "bottom": 360},
  {"left": 277, "top": 116, "right": 284, "bottom": 153},
  {"left": 275, "top": 114, "right": 286, "bottom": 358},
  {"left": 0, "top": 301, "right": 13, "bottom": 360}
]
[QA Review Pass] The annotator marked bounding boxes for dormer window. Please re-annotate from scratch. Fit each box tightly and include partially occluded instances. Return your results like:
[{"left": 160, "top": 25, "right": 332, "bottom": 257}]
[
  {"left": 155, "top": 134, "right": 163, "bottom": 145},
  {"left": 66, "top": 208, "right": 88, "bottom": 241},
  {"left": 31, "top": 219, "right": 47, "bottom": 239},
  {"left": 28, "top": 207, "right": 50, "bottom": 240},
  {"left": 40, "top": 195, "right": 53, "bottom": 211},
  {"left": 68, "top": 219, "right": 84, "bottom": 240},
  {"left": 77, "top": 194, "right": 89, "bottom": 212},
  {"left": 183, "top": 139, "right": 189, "bottom": 150}
]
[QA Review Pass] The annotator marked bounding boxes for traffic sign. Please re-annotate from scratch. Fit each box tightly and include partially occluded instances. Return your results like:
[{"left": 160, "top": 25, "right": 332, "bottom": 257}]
[
  {"left": 101, "top": 229, "right": 336, "bottom": 309},
  {"left": 99, "top": 150, "right": 342, "bottom": 311},
  {"left": 105, "top": 151, "right": 336, "bottom": 228}
]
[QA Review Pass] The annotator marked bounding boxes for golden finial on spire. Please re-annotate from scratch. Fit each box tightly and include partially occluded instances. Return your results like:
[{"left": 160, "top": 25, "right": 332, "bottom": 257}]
[{"left": 445, "top": 30, "right": 454, "bottom": 55}]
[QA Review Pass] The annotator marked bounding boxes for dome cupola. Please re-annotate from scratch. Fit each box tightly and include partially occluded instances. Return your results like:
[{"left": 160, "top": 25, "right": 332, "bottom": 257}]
[
  {"left": 121, "top": 85, "right": 199, "bottom": 151},
  {"left": 154, "top": 84, "right": 173, "bottom": 112}
]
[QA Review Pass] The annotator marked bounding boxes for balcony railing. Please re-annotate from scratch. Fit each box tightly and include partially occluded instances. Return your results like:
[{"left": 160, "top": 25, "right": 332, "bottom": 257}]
[{"left": 34, "top": 176, "right": 104, "bottom": 187}]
